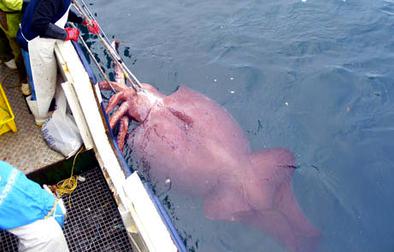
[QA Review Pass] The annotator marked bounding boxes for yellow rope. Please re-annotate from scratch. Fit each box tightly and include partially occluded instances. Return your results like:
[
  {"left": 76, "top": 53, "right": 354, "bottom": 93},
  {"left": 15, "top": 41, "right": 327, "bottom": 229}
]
[{"left": 56, "top": 148, "right": 83, "bottom": 207}]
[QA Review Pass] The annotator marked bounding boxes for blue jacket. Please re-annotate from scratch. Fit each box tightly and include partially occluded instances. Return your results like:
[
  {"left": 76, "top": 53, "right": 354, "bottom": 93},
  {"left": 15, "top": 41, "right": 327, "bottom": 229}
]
[
  {"left": 0, "top": 161, "right": 55, "bottom": 230},
  {"left": 16, "top": 0, "right": 82, "bottom": 50}
]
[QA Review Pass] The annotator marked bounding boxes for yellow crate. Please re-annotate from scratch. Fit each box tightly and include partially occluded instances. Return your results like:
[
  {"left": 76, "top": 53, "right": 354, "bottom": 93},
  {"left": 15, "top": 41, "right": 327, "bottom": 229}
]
[{"left": 0, "top": 83, "right": 17, "bottom": 135}]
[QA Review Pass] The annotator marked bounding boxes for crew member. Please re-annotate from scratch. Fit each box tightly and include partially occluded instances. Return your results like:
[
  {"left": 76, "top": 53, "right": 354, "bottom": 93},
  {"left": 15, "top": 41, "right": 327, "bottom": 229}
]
[
  {"left": 0, "top": 160, "right": 69, "bottom": 252},
  {"left": 16, "top": 0, "right": 99, "bottom": 125},
  {"left": 0, "top": 28, "right": 14, "bottom": 65},
  {"left": 0, "top": 0, "right": 28, "bottom": 92}
]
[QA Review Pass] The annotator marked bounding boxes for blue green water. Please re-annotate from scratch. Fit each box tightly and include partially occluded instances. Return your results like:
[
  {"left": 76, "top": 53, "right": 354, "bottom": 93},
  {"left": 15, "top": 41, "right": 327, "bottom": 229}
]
[{"left": 91, "top": 0, "right": 394, "bottom": 251}]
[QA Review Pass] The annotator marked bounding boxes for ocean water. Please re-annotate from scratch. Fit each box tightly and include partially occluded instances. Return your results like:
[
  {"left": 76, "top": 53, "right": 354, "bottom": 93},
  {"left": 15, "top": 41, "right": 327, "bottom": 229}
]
[{"left": 89, "top": 0, "right": 394, "bottom": 251}]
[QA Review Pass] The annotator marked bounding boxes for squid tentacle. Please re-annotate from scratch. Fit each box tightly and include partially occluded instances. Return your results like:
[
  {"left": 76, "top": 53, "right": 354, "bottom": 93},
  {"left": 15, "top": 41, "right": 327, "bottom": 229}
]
[
  {"left": 106, "top": 91, "right": 127, "bottom": 114},
  {"left": 98, "top": 80, "right": 127, "bottom": 92},
  {"left": 117, "top": 116, "right": 129, "bottom": 152},
  {"left": 109, "top": 101, "right": 130, "bottom": 129}
]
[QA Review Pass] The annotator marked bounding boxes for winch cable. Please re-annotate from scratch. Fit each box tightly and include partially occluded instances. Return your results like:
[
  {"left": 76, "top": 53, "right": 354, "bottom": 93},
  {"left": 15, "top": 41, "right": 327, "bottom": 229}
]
[{"left": 72, "top": 0, "right": 143, "bottom": 93}]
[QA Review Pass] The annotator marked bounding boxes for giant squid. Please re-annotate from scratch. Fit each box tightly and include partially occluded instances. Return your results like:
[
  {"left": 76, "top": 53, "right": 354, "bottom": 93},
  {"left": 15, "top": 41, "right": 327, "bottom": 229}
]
[{"left": 99, "top": 42, "right": 320, "bottom": 251}]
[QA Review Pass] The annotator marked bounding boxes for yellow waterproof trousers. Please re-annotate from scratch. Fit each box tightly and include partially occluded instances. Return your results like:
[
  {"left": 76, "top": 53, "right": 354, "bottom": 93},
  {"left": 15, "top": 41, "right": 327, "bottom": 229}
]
[
  {"left": 0, "top": 0, "right": 26, "bottom": 82},
  {"left": 0, "top": 28, "right": 13, "bottom": 61},
  {"left": 0, "top": 10, "right": 22, "bottom": 61}
]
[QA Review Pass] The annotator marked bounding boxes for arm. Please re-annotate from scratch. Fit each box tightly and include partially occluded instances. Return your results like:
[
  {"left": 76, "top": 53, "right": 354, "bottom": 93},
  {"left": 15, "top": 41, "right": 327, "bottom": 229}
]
[
  {"left": 30, "top": 0, "right": 67, "bottom": 40},
  {"left": 43, "top": 23, "right": 67, "bottom": 40}
]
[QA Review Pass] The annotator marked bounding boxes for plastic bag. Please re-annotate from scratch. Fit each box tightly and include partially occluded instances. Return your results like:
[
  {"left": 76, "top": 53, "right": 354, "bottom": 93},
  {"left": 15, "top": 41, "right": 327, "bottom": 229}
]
[{"left": 42, "top": 86, "right": 82, "bottom": 158}]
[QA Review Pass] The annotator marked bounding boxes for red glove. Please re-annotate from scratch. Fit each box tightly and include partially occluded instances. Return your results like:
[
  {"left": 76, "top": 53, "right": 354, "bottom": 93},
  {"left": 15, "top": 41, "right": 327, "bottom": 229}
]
[
  {"left": 82, "top": 19, "right": 100, "bottom": 35},
  {"left": 65, "top": 27, "right": 80, "bottom": 42}
]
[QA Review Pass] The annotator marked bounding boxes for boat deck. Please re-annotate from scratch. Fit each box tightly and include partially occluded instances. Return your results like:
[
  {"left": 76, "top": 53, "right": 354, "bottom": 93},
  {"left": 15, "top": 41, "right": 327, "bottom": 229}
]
[
  {"left": 0, "top": 65, "right": 64, "bottom": 173},
  {"left": 0, "top": 65, "right": 134, "bottom": 251}
]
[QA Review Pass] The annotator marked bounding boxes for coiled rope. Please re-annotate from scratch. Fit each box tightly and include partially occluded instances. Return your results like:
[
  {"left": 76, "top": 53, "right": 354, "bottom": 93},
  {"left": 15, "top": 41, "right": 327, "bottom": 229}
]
[{"left": 56, "top": 147, "right": 83, "bottom": 207}]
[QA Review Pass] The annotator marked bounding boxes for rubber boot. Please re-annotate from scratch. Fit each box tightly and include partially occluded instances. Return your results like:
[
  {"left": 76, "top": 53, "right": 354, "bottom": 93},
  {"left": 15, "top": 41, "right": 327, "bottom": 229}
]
[
  {"left": 4, "top": 58, "right": 17, "bottom": 70},
  {"left": 21, "top": 83, "right": 31, "bottom": 96},
  {"left": 25, "top": 95, "right": 48, "bottom": 126}
]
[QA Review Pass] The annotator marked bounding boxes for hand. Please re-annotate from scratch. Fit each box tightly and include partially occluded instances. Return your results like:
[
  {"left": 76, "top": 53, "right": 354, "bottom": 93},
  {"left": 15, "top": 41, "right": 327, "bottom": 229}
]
[
  {"left": 65, "top": 27, "right": 80, "bottom": 42},
  {"left": 82, "top": 19, "right": 100, "bottom": 35}
]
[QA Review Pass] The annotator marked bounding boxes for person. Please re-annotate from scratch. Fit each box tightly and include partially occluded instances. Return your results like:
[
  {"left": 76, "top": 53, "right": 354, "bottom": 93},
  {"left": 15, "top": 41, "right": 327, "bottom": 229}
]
[
  {"left": 16, "top": 0, "right": 99, "bottom": 125},
  {"left": 0, "top": 0, "right": 29, "bottom": 94},
  {"left": 0, "top": 160, "right": 69, "bottom": 251},
  {"left": 0, "top": 28, "right": 14, "bottom": 64}
]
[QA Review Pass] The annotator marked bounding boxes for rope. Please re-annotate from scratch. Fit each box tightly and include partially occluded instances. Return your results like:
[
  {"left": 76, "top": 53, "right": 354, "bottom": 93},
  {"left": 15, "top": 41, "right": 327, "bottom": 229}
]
[
  {"left": 44, "top": 198, "right": 59, "bottom": 219},
  {"left": 55, "top": 147, "right": 83, "bottom": 207}
]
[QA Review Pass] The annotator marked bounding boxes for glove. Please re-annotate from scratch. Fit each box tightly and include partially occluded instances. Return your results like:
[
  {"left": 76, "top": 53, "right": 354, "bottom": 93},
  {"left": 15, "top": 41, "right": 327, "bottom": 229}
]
[
  {"left": 82, "top": 19, "right": 100, "bottom": 35},
  {"left": 65, "top": 27, "right": 80, "bottom": 42}
]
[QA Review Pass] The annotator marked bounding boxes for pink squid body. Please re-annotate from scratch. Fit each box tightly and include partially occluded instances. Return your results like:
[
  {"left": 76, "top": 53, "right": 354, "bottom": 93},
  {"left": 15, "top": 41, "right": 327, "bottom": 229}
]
[{"left": 102, "top": 82, "right": 320, "bottom": 252}]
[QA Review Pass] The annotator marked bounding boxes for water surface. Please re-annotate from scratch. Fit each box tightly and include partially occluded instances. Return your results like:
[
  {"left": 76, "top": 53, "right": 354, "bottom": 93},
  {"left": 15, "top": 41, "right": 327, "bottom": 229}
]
[{"left": 90, "top": 0, "right": 394, "bottom": 251}]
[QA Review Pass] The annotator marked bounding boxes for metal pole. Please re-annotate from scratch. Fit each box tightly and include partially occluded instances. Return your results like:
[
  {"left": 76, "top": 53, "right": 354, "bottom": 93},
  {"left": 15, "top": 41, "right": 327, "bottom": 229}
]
[{"left": 72, "top": 0, "right": 143, "bottom": 92}]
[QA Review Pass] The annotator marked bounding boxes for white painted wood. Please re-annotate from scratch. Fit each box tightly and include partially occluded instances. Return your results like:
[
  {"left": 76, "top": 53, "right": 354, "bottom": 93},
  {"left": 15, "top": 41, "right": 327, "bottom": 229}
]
[
  {"left": 124, "top": 173, "right": 178, "bottom": 252},
  {"left": 61, "top": 81, "right": 94, "bottom": 150}
]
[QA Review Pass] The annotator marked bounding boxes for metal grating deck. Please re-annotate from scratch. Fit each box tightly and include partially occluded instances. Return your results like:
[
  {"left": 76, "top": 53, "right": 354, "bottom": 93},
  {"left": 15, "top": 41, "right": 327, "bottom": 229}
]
[
  {"left": 0, "top": 230, "right": 17, "bottom": 251},
  {"left": 0, "top": 64, "right": 64, "bottom": 173},
  {"left": 0, "top": 167, "right": 134, "bottom": 251}
]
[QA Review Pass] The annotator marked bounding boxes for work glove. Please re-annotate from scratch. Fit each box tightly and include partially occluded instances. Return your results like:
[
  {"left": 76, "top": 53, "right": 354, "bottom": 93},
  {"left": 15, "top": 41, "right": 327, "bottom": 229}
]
[
  {"left": 65, "top": 27, "right": 80, "bottom": 42},
  {"left": 82, "top": 19, "right": 100, "bottom": 35}
]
